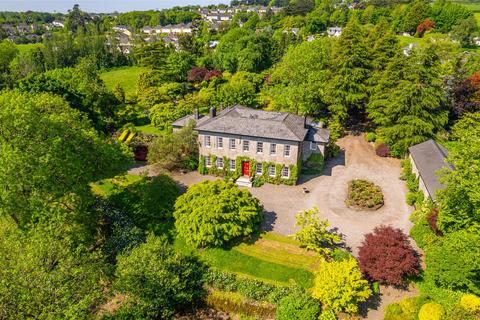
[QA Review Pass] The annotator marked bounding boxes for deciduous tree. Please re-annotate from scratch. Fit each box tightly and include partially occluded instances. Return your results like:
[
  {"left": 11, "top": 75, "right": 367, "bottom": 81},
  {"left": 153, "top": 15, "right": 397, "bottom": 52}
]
[{"left": 358, "top": 226, "right": 419, "bottom": 286}]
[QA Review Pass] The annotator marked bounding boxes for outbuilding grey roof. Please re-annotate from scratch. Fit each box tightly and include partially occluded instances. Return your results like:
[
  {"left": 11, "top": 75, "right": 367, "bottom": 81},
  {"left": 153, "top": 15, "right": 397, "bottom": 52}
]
[
  {"left": 195, "top": 105, "right": 309, "bottom": 142},
  {"left": 171, "top": 114, "right": 211, "bottom": 128},
  {"left": 408, "top": 139, "right": 453, "bottom": 201}
]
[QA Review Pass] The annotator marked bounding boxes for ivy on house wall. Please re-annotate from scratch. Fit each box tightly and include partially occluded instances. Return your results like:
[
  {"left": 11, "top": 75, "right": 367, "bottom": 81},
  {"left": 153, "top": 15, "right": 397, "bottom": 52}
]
[{"left": 198, "top": 155, "right": 299, "bottom": 186}]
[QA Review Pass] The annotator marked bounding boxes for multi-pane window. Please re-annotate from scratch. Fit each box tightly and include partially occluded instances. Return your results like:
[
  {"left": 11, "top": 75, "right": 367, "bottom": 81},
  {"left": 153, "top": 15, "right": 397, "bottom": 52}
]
[
  {"left": 204, "top": 135, "right": 211, "bottom": 147},
  {"left": 243, "top": 140, "right": 249, "bottom": 152},
  {"left": 257, "top": 142, "right": 263, "bottom": 153},
  {"left": 268, "top": 165, "right": 275, "bottom": 177},
  {"left": 229, "top": 138, "right": 236, "bottom": 150},
  {"left": 256, "top": 162, "right": 262, "bottom": 175},
  {"left": 281, "top": 166, "right": 289, "bottom": 178},
  {"left": 284, "top": 145, "right": 291, "bottom": 157},
  {"left": 217, "top": 137, "right": 223, "bottom": 149},
  {"left": 217, "top": 157, "right": 223, "bottom": 168},
  {"left": 205, "top": 156, "right": 211, "bottom": 167},
  {"left": 310, "top": 141, "right": 317, "bottom": 151},
  {"left": 229, "top": 159, "right": 236, "bottom": 171},
  {"left": 270, "top": 143, "right": 276, "bottom": 155}
]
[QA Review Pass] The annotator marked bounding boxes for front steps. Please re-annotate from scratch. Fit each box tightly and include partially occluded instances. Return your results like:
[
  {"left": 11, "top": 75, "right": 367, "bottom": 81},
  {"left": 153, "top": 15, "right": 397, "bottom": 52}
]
[{"left": 235, "top": 176, "right": 252, "bottom": 188}]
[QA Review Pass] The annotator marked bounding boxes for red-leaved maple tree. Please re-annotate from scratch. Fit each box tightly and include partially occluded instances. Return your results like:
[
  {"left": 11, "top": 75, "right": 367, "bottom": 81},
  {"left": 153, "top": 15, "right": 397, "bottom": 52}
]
[{"left": 358, "top": 226, "right": 419, "bottom": 286}]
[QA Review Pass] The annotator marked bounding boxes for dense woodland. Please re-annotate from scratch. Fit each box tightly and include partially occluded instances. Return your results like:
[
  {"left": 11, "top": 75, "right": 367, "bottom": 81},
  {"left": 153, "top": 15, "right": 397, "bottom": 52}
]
[{"left": 0, "top": 0, "right": 479, "bottom": 319}]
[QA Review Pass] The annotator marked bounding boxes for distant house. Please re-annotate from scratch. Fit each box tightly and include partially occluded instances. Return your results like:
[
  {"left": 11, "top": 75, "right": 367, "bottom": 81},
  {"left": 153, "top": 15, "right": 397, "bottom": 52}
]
[
  {"left": 52, "top": 20, "right": 64, "bottom": 28},
  {"left": 172, "top": 105, "right": 329, "bottom": 186},
  {"left": 408, "top": 140, "right": 453, "bottom": 201},
  {"left": 141, "top": 26, "right": 154, "bottom": 35},
  {"left": 327, "top": 27, "right": 342, "bottom": 37},
  {"left": 113, "top": 25, "right": 132, "bottom": 36}
]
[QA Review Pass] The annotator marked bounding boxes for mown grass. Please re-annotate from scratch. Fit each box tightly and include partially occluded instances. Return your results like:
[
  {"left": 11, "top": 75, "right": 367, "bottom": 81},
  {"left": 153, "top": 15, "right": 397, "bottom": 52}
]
[
  {"left": 455, "top": 1, "right": 480, "bottom": 12},
  {"left": 135, "top": 124, "right": 166, "bottom": 136},
  {"left": 91, "top": 174, "right": 143, "bottom": 197},
  {"left": 174, "top": 233, "right": 318, "bottom": 288},
  {"left": 100, "top": 66, "right": 147, "bottom": 99},
  {"left": 16, "top": 43, "right": 43, "bottom": 54}
]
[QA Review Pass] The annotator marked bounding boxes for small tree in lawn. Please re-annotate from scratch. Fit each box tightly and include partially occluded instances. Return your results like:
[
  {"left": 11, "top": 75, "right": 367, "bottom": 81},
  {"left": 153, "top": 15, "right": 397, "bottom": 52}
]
[
  {"left": 173, "top": 180, "right": 263, "bottom": 248},
  {"left": 294, "top": 207, "right": 342, "bottom": 258},
  {"left": 358, "top": 226, "right": 420, "bottom": 286}
]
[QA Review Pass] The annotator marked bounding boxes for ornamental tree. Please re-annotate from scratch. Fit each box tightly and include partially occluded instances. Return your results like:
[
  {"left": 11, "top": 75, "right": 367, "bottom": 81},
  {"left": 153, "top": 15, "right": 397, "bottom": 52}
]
[
  {"left": 312, "top": 258, "right": 372, "bottom": 314},
  {"left": 114, "top": 234, "right": 207, "bottom": 319},
  {"left": 173, "top": 180, "right": 263, "bottom": 248},
  {"left": 294, "top": 207, "right": 341, "bottom": 257},
  {"left": 358, "top": 226, "right": 420, "bottom": 286},
  {"left": 276, "top": 290, "right": 322, "bottom": 320}
]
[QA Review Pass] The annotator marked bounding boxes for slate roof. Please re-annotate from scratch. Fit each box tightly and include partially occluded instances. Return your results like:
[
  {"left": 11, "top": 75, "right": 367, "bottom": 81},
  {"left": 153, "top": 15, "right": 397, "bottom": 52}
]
[
  {"left": 172, "top": 105, "right": 330, "bottom": 143},
  {"left": 171, "top": 114, "right": 211, "bottom": 128},
  {"left": 408, "top": 139, "right": 453, "bottom": 201}
]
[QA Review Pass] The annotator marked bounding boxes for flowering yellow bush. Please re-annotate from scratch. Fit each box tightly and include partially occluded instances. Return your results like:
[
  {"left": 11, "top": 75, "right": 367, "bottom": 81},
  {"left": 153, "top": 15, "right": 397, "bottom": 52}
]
[
  {"left": 460, "top": 294, "right": 480, "bottom": 313},
  {"left": 418, "top": 303, "right": 444, "bottom": 320}
]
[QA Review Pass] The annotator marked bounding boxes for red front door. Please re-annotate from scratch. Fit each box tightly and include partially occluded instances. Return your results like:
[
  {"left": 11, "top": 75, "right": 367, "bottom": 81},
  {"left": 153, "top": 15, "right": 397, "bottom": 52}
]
[{"left": 242, "top": 161, "right": 250, "bottom": 176}]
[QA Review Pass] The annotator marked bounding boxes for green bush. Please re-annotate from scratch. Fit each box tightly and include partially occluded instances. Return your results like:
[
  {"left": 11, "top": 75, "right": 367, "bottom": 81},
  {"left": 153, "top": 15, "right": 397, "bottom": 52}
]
[
  {"left": 418, "top": 302, "right": 444, "bottom": 320},
  {"left": 173, "top": 180, "right": 263, "bottom": 248},
  {"left": 345, "top": 179, "right": 384, "bottom": 209},
  {"left": 385, "top": 297, "right": 425, "bottom": 320},
  {"left": 276, "top": 290, "right": 322, "bottom": 320},
  {"left": 114, "top": 234, "right": 207, "bottom": 319},
  {"left": 446, "top": 305, "right": 477, "bottom": 320},
  {"left": 425, "top": 230, "right": 480, "bottom": 294},
  {"left": 301, "top": 153, "right": 325, "bottom": 175},
  {"left": 365, "top": 132, "right": 376, "bottom": 142}
]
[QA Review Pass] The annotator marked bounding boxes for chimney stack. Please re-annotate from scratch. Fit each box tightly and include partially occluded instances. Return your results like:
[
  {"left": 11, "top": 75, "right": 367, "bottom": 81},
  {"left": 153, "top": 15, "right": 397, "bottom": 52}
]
[
  {"left": 210, "top": 107, "right": 217, "bottom": 118},
  {"left": 194, "top": 108, "right": 200, "bottom": 120},
  {"left": 303, "top": 114, "right": 307, "bottom": 128}
]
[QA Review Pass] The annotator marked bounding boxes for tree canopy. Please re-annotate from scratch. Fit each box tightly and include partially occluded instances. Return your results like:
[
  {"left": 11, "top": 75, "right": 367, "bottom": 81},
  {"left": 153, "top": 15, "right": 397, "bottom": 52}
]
[{"left": 0, "top": 90, "right": 130, "bottom": 227}]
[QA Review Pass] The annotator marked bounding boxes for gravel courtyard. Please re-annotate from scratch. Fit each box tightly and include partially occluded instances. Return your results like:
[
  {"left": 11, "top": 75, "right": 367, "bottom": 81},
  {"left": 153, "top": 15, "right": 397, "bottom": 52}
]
[
  {"left": 249, "top": 135, "right": 413, "bottom": 255},
  {"left": 136, "top": 135, "right": 413, "bottom": 255}
]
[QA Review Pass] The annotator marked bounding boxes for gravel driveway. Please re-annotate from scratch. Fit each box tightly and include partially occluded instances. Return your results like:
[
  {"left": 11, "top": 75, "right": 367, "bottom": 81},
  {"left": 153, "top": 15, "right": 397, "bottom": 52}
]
[
  {"left": 167, "top": 135, "right": 413, "bottom": 256},
  {"left": 248, "top": 135, "right": 413, "bottom": 255}
]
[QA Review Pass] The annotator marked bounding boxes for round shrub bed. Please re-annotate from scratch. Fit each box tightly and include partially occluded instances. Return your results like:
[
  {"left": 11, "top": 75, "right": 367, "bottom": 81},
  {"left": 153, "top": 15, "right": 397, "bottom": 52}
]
[{"left": 345, "top": 179, "right": 384, "bottom": 210}]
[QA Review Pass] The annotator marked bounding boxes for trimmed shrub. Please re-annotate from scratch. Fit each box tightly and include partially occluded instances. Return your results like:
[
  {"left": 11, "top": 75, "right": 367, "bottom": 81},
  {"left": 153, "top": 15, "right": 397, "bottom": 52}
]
[
  {"left": 173, "top": 180, "right": 263, "bottom": 248},
  {"left": 276, "top": 290, "right": 322, "bottom": 320},
  {"left": 418, "top": 303, "right": 444, "bottom": 320},
  {"left": 358, "top": 226, "right": 419, "bottom": 286},
  {"left": 384, "top": 297, "right": 422, "bottom": 320},
  {"left": 346, "top": 179, "right": 384, "bottom": 210},
  {"left": 375, "top": 142, "right": 390, "bottom": 157},
  {"left": 460, "top": 294, "right": 480, "bottom": 313},
  {"left": 446, "top": 305, "right": 477, "bottom": 320},
  {"left": 302, "top": 153, "right": 325, "bottom": 175}
]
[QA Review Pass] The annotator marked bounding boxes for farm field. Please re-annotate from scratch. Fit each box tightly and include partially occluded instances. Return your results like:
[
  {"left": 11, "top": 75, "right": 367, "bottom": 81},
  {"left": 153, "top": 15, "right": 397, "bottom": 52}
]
[{"left": 100, "top": 66, "right": 146, "bottom": 99}]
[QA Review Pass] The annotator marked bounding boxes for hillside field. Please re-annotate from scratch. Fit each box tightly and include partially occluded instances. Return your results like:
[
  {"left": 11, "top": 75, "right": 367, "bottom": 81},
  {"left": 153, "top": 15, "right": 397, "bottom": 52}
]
[{"left": 100, "top": 66, "right": 146, "bottom": 99}]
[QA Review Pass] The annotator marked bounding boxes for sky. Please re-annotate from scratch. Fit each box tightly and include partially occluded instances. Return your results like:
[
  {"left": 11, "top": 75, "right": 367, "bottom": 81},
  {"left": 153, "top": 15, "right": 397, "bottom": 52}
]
[{"left": 0, "top": 0, "right": 227, "bottom": 13}]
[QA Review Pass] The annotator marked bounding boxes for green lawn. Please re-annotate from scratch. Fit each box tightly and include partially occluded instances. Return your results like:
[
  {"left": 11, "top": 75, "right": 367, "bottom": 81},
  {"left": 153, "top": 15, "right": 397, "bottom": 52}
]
[
  {"left": 454, "top": 1, "right": 480, "bottom": 12},
  {"left": 100, "top": 66, "right": 147, "bottom": 99},
  {"left": 135, "top": 124, "right": 166, "bottom": 136},
  {"left": 397, "top": 35, "right": 425, "bottom": 47},
  {"left": 475, "top": 12, "right": 480, "bottom": 24},
  {"left": 91, "top": 174, "right": 143, "bottom": 197},
  {"left": 174, "top": 233, "right": 321, "bottom": 288},
  {"left": 16, "top": 43, "right": 43, "bottom": 54}
]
